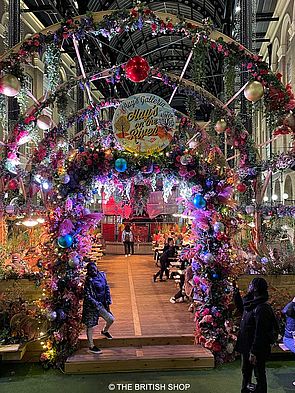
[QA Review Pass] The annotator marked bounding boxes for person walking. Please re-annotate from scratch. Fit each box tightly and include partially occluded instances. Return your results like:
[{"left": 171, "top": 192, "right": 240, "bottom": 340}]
[
  {"left": 153, "top": 239, "right": 176, "bottom": 282},
  {"left": 122, "top": 224, "right": 133, "bottom": 257},
  {"left": 233, "top": 277, "right": 279, "bottom": 393},
  {"left": 82, "top": 262, "right": 115, "bottom": 353}
]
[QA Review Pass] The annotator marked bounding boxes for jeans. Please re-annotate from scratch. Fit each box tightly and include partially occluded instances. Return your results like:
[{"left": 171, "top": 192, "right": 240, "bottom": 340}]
[
  {"left": 241, "top": 352, "right": 268, "bottom": 393},
  {"left": 154, "top": 260, "right": 169, "bottom": 280},
  {"left": 124, "top": 241, "right": 131, "bottom": 255},
  {"left": 98, "top": 304, "right": 115, "bottom": 332}
]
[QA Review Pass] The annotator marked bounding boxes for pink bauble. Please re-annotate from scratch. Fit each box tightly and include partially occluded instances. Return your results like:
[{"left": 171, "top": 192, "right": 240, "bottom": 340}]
[
  {"left": 7, "top": 179, "right": 18, "bottom": 190},
  {"left": 37, "top": 115, "right": 52, "bottom": 130},
  {"left": 0, "top": 74, "right": 21, "bottom": 97}
]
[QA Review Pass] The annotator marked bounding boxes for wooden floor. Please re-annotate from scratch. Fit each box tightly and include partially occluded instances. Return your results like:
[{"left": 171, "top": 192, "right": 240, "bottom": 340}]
[{"left": 66, "top": 255, "right": 214, "bottom": 374}]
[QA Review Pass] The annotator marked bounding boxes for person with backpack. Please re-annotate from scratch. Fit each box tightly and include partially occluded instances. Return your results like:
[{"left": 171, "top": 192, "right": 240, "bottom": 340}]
[
  {"left": 233, "top": 277, "right": 279, "bottom": 393},
  {"left": 122, "top": 224, "right": 133, "bottom": 257}
]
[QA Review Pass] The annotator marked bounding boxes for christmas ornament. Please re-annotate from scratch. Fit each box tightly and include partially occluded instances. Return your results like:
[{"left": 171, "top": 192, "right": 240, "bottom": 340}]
[
  {"left": 62, "top": 174, "right": 70, "bottom": 184},
  {"left": 237, "top": 183, "right": 247, "bottom": 193},
  {"left": 37, "top": 114, "right": 52, "bottom": 130},
  {"left": 214, "top": 119, "right": 227, "bottom": 134},
  {"left": 7, "top": 179, "right": 18, "bottom": 190},
  {"left": 261, "top": 257, "right": 268, "bottom": 264},
  {"left": 193, "top": 194, "right": 206, "bottom": 209},
  {"left": 0, "top": 74, "right": 21, "bottom": 97},
  {"left": 180, "top": 154, "right": 193, "bottom": 165},
  {"left": 203, "top": 253, "right": 214, "bottom": 263},
  {"left": 68, "top": 254, "right": 80, "bottom": 268},
  {"left": 213, "top": 222, "right": 225, "bottom": 233},
  {"left": 57, "top": 234, "right": 73, "bottom": 248},
  {"left": 115, "top": 158, "right": 127, "bottom": 172},
  {"left": 189, "top": 140, "right": 198, "bottom": 149},
  {"left": 5, "top": 205, "right": 15, "bottom": 214},
  {"left": 47, "top": 311, "right": 57, "bottom": 321},
  {"left": 244, "top": 81, "right": 264, "bottom": 103},
  {"left": 245, "top": 205, "right": 255, "bottom": 214},
  {"left": 125, "top": 56, "right": 150, "bottom": 82}
]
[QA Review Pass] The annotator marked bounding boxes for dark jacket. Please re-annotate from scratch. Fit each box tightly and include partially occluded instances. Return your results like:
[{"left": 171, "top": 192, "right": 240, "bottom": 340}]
[
  {"left": 160, "top": 246, "right": 176, "bottom": 265},
  {"left": 234, "top": 289, "right": 275, "bottom": 355},
  {"left": 83, "top": 272, "right": 112, "bottom": 309},
  {"left": 282, "top": 301, "right": 295, "bottom": 338}
]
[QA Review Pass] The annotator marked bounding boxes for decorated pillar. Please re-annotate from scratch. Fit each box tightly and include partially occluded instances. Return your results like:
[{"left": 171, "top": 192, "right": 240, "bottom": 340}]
[{"left": 8, "top": 0, "right": 20, "bottom": 130}]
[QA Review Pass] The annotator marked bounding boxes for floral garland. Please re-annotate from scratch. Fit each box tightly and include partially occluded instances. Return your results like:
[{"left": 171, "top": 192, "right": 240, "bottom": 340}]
[{"left": 0, "top": 4, "right": 294, "bottom": 179}]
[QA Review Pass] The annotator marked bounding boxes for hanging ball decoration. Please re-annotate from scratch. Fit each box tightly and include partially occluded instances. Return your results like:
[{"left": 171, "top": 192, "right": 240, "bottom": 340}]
[
  {"left": 215, "top": 119, "right": 227, "bottom": 134},
  {"left": 212, "top": 273, "right": 219, "bottom": 280},
  {"left": 203, "top": 253, "right": 214, "bottom": 264},
  {"left": 125, "top": 56, "right": 150, "bottom": 83},
  {"left": 68, "top": 254, "right": 80, "bottom": 268},
  {"left": 180, "top": 154, "right": 193, "bottom": 165},
  {"left": 5, "top": 205, "right": 15, "bottom": 214},
  {"left": 245, "top": 205, "right": 255, "bottom": 214},
  {"left": 0, "top": 74, "right": 21, "bottom": 97},
  {"left": 261, "top": 257, "right": 268, "bottom": 264},
  {"left": 7, "top": 178, "right": 18, "bottom": 190},
  {"left": 56, "top": 136, "right": 67, "bottom": 148},
  {"left": 47, "top": 311, "right": 57, "bottom": 321},
  {"left": 244, "top": 81, "right": 264, "bottom": 103},
  {"left": 57, "top": 234, "right": 73, "bottom": 248},
  {"left": 193, "top": 194, "right": 206, "bottom": 209},
  {"left": 213, "top": 222, "right": 225, "bottom": 233},
  {"left": 115, "top": 158, "right": 127, "bottom": 172},
  {"left": 37, "top": 114, "right": 52, "bottom": 130},
  {"left": 237, "top": 183, "right": 247, "bottom": 193},
  {"left": 62, "top": 174, "right": 70, "bottom": 184}
]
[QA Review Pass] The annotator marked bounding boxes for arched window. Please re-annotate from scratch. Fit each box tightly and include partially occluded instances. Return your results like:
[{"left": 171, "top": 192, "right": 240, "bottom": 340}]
[
  {"left": 284, "top": 175, "right": 293, "bottom": 205},
  {"left": 271, "top": 37, "right": 280, "bottom": 72}
]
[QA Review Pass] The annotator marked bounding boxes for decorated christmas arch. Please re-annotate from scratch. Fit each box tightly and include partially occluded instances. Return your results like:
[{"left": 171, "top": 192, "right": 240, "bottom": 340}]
[{"left": 0, "top": 3, "right": 294, "bottom": 368}]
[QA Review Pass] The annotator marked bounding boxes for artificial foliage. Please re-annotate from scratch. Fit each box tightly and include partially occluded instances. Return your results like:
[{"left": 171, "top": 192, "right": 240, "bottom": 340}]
[{"left": 0, "top": 3, "right": 294, "bottom": 368}]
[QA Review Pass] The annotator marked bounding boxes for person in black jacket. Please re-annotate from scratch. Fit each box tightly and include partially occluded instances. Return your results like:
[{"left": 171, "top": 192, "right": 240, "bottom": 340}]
[
  {"left": 233, "top": 277, "right": 278, "bottom": 393},
  {"left": 153, "top": 239, "right": 176, "bottom": 282}
]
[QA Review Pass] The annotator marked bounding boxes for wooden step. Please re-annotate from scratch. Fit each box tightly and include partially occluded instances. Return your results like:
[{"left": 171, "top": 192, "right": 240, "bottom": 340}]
[
  {"left": 0, "top": 343, "right": 27, "bottom": 361},
  {"left": 79, "top": 334, "right": 195, "bottom": 348},
  {"left": 65, "top": 344, "right": 214, "bottom": 374}
]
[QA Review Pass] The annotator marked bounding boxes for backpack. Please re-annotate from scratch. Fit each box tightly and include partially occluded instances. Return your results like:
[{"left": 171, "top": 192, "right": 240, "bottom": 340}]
[
  {"left": 124, "top": 232, "right": 130, "bottom": 242},
  {"left": 255, "top": 303, "right": 279, "bottom": 344}
]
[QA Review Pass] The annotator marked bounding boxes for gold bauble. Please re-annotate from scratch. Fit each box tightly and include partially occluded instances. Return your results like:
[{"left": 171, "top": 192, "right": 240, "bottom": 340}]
[
  {"left": 215, "top": 119, "right": 227, "bottom": 134},
  {"left": 244, "top": 81, "right": 264, "bottom": 103},
  {"left": 0, "top": 74, "right": 21, "bottom": 97}
]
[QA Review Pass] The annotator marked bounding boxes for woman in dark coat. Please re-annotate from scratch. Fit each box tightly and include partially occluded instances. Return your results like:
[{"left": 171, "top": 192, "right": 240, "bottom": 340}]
[
  {"left": 82, "top": 262, "right": 115, "bottom": 353},
  {"left": 233, "top": 277, "right": 278, "bottom": 393},
  {"left": 282, "top": 297, "right": 295, "bottom": 352}
]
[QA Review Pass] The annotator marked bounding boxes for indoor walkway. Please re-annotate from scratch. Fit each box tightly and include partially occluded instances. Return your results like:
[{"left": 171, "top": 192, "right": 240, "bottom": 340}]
[{"left": 80, "top": 254, "right": 194, "bottom": 338}]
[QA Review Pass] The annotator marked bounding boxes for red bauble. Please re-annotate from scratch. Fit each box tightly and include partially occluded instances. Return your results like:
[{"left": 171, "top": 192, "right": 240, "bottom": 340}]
[
  {"left": 237, "top": 183, "right": 247, "bottom": 193},
  {"left": 125, "top": 56, "right": 150, "bottom": 82},
  {"left": 8, "top": 179, "right": 18, "bottom": 190}
]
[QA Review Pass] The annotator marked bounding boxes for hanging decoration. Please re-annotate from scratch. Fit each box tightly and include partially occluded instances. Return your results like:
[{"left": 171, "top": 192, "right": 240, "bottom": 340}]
[
  {"left": 113, "top": 93, "right": 176, "bottom": 154},
  {"left": 244, "top": 80, "right": 264, "bottom": 103},
  {"left": 0, "top": 74, "right": 21, "bottom": 97},
  {"left": 125, "top": 56, "right": 150, "bottom": 83}
]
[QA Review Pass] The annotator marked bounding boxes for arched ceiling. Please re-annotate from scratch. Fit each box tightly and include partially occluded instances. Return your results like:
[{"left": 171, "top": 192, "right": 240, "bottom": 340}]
[{"left": 21, "top": 0, "right": 231, "bottom": 119}]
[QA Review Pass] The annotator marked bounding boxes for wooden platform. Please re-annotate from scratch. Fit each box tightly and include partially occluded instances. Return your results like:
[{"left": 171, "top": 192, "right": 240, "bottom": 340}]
[
  {"left": 65, "top": 345, "right": 214, "bottom": 374},
  {"left": 0, "top": 344, "right": 27, "bottom": 361},
  {"left": 66, "top": 255, "right": 214, "bottom": 373}
]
